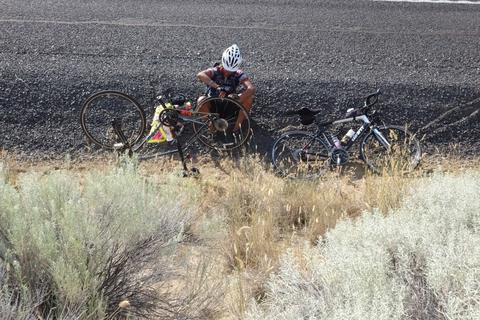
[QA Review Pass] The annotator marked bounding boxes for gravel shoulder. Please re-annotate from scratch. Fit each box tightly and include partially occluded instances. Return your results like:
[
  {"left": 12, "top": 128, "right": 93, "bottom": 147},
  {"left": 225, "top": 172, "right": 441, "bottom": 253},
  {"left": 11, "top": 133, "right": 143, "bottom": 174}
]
[{"left": 1, "top": 0, "right": 479, "bottom": 158}]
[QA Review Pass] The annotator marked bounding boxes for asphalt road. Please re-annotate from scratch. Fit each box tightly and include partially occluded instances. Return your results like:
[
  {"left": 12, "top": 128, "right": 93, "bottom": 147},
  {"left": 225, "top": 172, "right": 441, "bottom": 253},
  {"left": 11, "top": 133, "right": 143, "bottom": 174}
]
[{"left": 1, "top": 0, "right": 479, "bottom": 157}]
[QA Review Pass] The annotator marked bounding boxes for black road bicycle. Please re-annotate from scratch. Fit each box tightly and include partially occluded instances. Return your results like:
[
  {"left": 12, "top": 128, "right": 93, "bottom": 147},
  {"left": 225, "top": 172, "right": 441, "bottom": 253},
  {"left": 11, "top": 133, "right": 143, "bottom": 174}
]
[
  {"left": 80, "top": 91, "right": 251, "bottom": 173},
  {"left": 271, "top": 90, "right": 421, "bottom": 177}
]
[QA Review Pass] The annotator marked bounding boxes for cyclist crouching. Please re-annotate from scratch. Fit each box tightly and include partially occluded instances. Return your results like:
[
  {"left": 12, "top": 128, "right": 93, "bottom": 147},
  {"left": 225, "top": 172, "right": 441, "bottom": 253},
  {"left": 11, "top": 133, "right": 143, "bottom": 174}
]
[{"left": 196, "top": 44, "right": 255, "bottom": 132}]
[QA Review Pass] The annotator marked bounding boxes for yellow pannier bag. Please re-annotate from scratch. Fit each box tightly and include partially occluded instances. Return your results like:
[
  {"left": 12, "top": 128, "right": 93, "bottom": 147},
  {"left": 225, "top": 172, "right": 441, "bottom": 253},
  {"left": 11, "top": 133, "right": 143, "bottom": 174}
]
[{"left": 147, "top": 102, "right": 174, "bottom": 143}]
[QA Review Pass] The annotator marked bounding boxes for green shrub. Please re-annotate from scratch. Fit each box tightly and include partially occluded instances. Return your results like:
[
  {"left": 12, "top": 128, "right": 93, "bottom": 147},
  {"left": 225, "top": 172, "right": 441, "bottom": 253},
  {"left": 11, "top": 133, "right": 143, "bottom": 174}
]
[
  {"left": 0, "top": 160, "right": 197, "bottom": 319},
  {"left": 247, "top": 172, "right": 480, "bottom": 320}
]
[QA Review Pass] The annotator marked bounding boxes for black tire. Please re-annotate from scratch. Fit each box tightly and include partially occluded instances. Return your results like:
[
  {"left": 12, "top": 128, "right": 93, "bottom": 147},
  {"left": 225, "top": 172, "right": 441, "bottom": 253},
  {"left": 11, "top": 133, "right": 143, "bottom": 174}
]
[
  {"left": 80, "top": 91, "right": 146, "bottom": 150},
  {"left": 360, "top": 125, "right": 421, "bottom": 174},
  {"left": 193, "top": 97, "right": 251, "bottom": 151},
  {"left": 271, "top": 131, "right": 330, "bottom": 178}
]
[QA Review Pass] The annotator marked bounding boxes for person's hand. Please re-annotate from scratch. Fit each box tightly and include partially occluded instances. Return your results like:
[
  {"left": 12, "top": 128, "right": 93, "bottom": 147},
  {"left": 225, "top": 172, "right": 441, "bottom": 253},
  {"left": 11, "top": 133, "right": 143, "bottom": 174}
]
[{"left": 217, "top": 87, "right": 227, "bottom": 98}]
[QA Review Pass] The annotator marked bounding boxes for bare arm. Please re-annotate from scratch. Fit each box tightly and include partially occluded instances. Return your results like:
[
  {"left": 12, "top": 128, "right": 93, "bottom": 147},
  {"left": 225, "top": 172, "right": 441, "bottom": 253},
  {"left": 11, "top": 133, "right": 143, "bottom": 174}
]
[
  {"left": 197, "top": 70, "right": 220, "bottom": 89},
  {"left": 241, "top": 79, "right": 256, "bottom": 99}
]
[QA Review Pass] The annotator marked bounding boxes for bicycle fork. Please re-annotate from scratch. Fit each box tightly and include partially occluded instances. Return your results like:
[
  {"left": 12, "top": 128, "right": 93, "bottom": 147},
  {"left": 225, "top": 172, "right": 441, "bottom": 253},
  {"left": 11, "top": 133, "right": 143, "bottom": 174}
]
[
  {"left": 111, "top": 119, "right": 133, "bottom": 155},
  {"left": 372, "top": 128, "right": 391, "bottom": 150}
]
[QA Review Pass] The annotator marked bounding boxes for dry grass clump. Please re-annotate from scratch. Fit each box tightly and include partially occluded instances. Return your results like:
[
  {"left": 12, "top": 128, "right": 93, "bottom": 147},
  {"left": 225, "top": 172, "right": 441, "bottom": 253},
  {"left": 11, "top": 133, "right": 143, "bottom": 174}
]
[
  {"left": 363, "top": 169, "right": 415, "bottom": 213},
  {"left": 246, "top": 171, "right": 480, "bottom": 320},
  {"left": 193, "top": 155, "right": 417, "bottom": 318},
  {"left": 198, "top": 156, "right": 414, "bottom": 270}
]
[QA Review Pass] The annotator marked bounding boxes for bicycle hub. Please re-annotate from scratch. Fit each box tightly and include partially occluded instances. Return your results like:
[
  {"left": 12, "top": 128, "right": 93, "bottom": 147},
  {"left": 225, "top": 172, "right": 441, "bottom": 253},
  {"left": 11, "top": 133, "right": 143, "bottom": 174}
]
[{"left": 213, "top": 118, "right": 229, "bottom": 131}]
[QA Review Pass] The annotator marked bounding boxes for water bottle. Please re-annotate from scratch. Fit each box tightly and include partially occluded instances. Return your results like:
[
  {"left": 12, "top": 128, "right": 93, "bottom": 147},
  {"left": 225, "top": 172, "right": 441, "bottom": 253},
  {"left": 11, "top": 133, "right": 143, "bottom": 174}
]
[
  {"left": 331, "top": 135, "right": 342, "bottom": 149},
  {"left": 341, "top": 129, "right": 355, "bottom": 144}
]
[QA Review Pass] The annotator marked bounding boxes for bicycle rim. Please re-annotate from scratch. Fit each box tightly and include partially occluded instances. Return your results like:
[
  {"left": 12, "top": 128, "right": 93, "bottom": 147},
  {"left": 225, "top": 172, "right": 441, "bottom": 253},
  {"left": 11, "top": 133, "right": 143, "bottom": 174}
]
[
  {"left": 80, "top": 91, "right": 146, "bottom": 150},
  {"left": 193, "top": 97, "right": 251, "bottom": 151},
  {"left": 361, "top": 125, "right": 421, "bottom": 174},
  {"left": 272, "top": 131, "right": 330, "bottom": 178}
]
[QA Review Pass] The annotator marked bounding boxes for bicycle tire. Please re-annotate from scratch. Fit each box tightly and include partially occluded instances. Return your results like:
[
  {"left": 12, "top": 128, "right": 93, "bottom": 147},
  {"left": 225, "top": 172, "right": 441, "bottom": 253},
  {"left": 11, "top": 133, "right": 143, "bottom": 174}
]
[
  {"left": 193, "top": 97, "right": 251, "bottom": 151},
  {"left": 360, "top": 125, "right": 421, "bottom": 174},
  {"left": 80, "top": 91, "right": 146, "bottom": 150},
  {"left": 271, "top": 131, "right": 330, "bottom": 178}
]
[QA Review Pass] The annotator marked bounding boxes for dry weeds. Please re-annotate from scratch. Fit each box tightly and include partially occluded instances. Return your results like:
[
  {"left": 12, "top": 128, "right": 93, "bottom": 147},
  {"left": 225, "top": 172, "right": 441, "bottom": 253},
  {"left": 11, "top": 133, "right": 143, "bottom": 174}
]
[{"left": 1, "top": 150, "right": 478, "bottom": 319}]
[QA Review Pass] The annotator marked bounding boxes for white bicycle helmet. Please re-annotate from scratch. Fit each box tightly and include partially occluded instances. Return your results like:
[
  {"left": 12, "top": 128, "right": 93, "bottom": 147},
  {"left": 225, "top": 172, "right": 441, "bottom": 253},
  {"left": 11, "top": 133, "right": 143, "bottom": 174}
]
[{"left": 221, "top": 44, "right": 242, "bottom": 72}]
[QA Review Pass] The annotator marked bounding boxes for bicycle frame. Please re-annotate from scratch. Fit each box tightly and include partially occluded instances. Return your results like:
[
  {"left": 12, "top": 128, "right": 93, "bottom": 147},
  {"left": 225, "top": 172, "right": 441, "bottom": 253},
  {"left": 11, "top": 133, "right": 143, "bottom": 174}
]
[
  {"left": 316, "top": 114, "right": 390, "bottom": 151},
  {"left": 272, "top": 89, "right": 421, "bottom": 174},
  {"left": 131, "top": 111, "right": 214, "bottom": 159}
]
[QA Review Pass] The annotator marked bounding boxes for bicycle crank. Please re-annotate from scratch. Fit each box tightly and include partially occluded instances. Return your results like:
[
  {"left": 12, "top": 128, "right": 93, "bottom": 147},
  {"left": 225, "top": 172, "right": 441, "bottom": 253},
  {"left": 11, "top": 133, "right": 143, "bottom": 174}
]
[{"left": 330, "top": 148, "right": 349, "bottom": 166}]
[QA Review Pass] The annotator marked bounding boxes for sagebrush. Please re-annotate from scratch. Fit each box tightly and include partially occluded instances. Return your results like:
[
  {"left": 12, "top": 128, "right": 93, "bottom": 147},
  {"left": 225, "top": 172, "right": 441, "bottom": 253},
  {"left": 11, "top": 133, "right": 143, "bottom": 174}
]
[
  {"left": 0, "top": 159, "right": 206, "bottom": 319},
  {"left": 247, "top": 172, "right": 480, "bottom": 320}
]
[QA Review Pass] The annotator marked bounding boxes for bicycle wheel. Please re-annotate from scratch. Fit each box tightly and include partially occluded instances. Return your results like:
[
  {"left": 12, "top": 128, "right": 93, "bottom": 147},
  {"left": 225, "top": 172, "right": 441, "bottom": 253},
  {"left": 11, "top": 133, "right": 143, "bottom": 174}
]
[
  {"left": 271, "top": 131, "right": 330, "bottom": 178},
  {"left": 360, "top": 125, "right": 421, "bottom": 174},
  {"left": 193, "top": 97, "right": 251, "bottom": 151},
  {"left": 80, "top": 91, "right": 146, "bottom": 150}
]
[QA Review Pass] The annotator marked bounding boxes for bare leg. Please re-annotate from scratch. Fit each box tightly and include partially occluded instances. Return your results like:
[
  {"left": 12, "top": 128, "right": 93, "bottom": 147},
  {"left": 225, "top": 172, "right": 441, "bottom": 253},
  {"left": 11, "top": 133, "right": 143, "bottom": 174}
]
[
  {"left": 197, "top": 96, "right": 210, "bottom": 112},
  {"left": 196, "top": 96, "right": 215, "bottom": 132},
  {"left": 234, "top": 94, "right": 253, "bottom": 131},
  {"left": 197, "top": 96, "right": 213, "bottom": 116}
]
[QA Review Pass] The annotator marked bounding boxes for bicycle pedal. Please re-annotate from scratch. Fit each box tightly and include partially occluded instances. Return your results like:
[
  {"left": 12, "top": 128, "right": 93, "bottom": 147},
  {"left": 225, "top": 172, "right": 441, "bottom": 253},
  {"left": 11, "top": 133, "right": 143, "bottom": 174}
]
[
  {"left": 222, "top": 142, "right": 235, "bottom": 148},
  {"left": 113, "top": 142, "right": 125, "bottom": 150}
]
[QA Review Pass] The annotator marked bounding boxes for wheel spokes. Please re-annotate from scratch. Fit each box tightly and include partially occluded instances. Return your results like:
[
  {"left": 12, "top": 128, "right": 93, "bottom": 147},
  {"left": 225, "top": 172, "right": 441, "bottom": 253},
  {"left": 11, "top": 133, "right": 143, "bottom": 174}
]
[
  {"left": 193, "top": 97, "right": 251, "bottom": 151},
  {"left": 274, "top": 134, "right": 329, "bottom": 178},
  {"left": 81, "top": 92, "right": 145, "bottom": 149}
]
